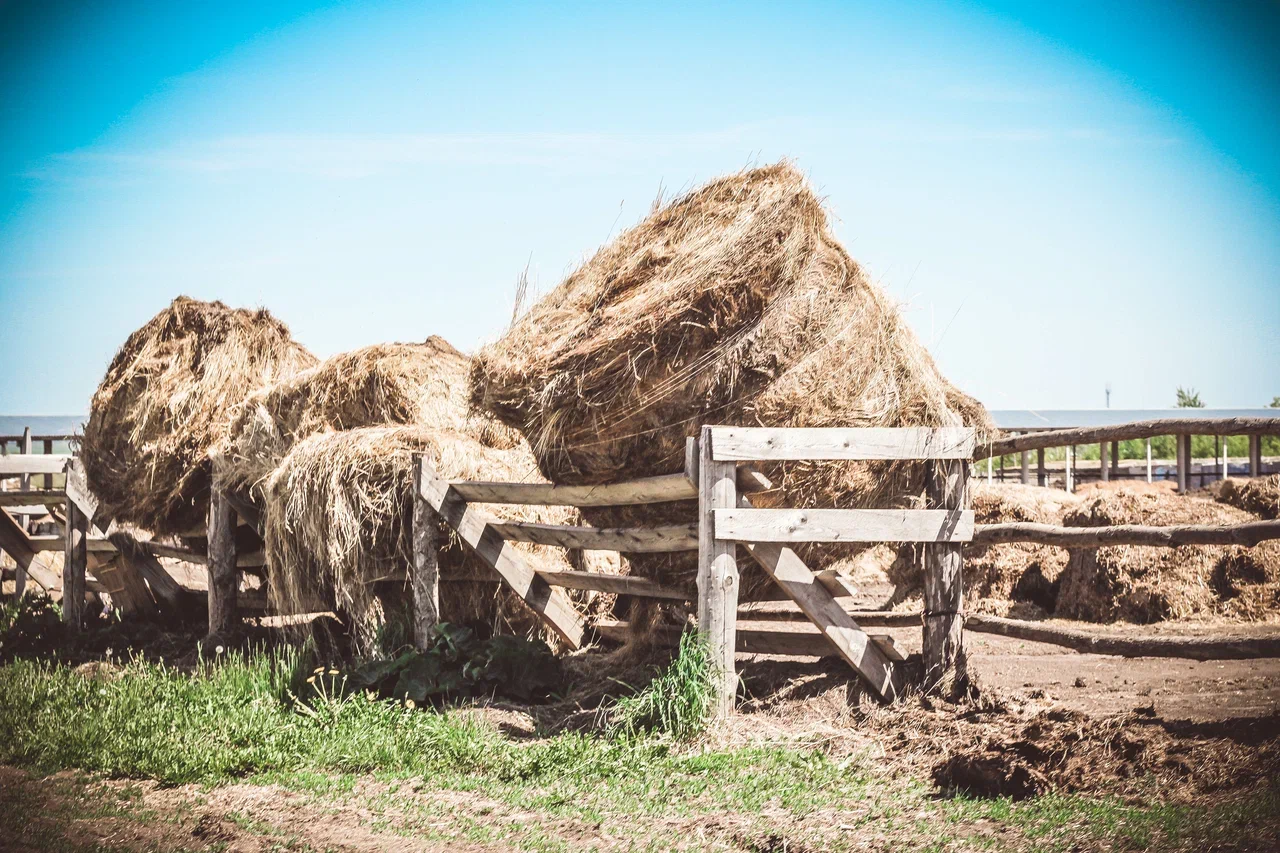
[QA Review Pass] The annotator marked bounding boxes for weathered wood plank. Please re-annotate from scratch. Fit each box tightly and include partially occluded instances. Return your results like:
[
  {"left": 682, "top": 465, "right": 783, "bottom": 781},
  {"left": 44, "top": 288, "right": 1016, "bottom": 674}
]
[
  {"left": 972, "top": 519, "right": 1280, "bottom": 548},
  {"left": 964, "top": 615, "right": 1280, "bottom": 660},
  {"left": 411, "top": 458, "right": 440, "bottom": 650},
  {"left": 417, "top": 455, "right": 585, "bottom": 650},
  {"left": 710, "top": 427, "right": 976, "bottom": 461},
  {"left": 739, "top": 495, "right": 903, "bottom": 699},
  {"left": 450, "top": 474, "right": 696, "bottom": 507},
  {"left": 27, "top": 535, "right": 116, "bottom": 553},
  {"left": 0, "top": 454, "right": 72, "bottom": 476},
  {"left": 594, "top": 620, "right": 905, "bottom": 661},
  {"left": 698, "top": 428, "right": 740, "bottom": 716},
  {"left": 750, "top": 568, "right": 859, "bottom": 601},
  {"left": 534, "top": 569, "right": 691, "bottom": 600},
  {"left": 206, "top": 487, "right": 238, "bottom": 639},
  {"left": 923, "top": 459, "right": 969, "bottom": 692},
  {"left": 63, "top": 502, "right": 88, "bottom": 631},
  {"left": 0, "top": 491, "right": 67, "bottom": 507},
  {"left": 487, "top": 520, "right": 699, "bottom": 553},
  {"left": 714, "top": 508, "right": 973, "bottom": 543},
  {"left": 63, "top": 457, "right": 98, "bottom": 522}
]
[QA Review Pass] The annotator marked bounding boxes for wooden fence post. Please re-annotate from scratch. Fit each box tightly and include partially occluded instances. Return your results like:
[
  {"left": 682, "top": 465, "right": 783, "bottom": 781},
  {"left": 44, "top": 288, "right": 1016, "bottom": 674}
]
[
  {"left": 1250, "top": 435, "right": 1262, "bottom": 477},
  {"left": 1036, "top": 447, "right": 1045, "bottom": 486},
  {"left": 697, "top": 426, "right": 739, "bottom": 716},
  {"left": 43, "top": 438, "right": 54, "bottom": 490},
  {"left": 62, "top": 501, "right": 87, "bottom": 631},
  {"left": 1099, "top": 442, "right": 1109, "bottom": 482},
  {"left": 206, "top": 483, "right": 239, "bottom": 640},
  {"left": 16, "top": 428, "right": 31, "bottom": 598},
  {"left": 923, "top": 458, "right": 969, "bottom": 693},
  {"left": 411, "top": 456, "right": 440, "bottom": 649},
  {"left": 1176, "top": 434, "right": 1189, "bottom": 494}
]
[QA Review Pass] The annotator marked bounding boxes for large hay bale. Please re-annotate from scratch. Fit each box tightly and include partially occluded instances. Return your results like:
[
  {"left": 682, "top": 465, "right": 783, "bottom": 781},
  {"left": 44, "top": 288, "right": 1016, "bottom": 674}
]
[
  {"left": 220, "top": 337, "right": 520, "bottom": 498},
  {"left": 470, "top": 162, "right": 990, "bottom": 600},
  {"left": 80, "top": 297, "right": 316, "bottom": 536},
  {"left": 1215, "top": 475, "right": 1280, "bottom": 520},
  {"left": 262, "top": 425, "right": 613, "bottom": 652},
  {"left": 1055, "top": 488, "right": 1280, "bottom": 622}
]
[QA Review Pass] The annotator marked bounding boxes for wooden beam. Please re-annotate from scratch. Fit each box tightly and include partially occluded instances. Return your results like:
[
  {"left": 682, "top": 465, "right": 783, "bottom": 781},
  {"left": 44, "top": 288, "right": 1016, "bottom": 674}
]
[
  {"left": 973, "top": 519, "right": 1280, "bottom": 548},
  {"left": 417, "top": 455, "right": 585, "bottom": 650},
  {"left": 750, "top": 568, "right": 859, "bottom": 601},
  {"left": 981, "top": 417, "right": 1280, "bottom": 459},
  {"left": 739, "top": 496, "right": 903, "bottom": 699},
  {"left": 411, "top": 457, "right": 440, "bottom": 650},
  {"left": 698, "top": 427, "right": 739, "bottom": 716},
  {"left": 1250, "top": 435, "right": 1262, "bottom": 477},
  {"left": 92, "top": 554, "right": 156, "bottom": 618},
  {"left": 594, "top": 620, "right": 905, "bottom": 661},
  {"left": 206, "top": 486, "right": 239, "bottom": 639},
  {"left": 63, "top": 501, "right": 88, "bottom": 631},
  {"left": 107, "top": 532, "right": 202, "bottom": 615},
  {"left": 42, "top": 438, "right": 53, "bottom": 490},
  {"left": 710, "top": 426, "right": 975, "bottom": 462},
  {"left": 922, "top": 458, "right": 968, "bottom": 692},
  {"left": 1177, "top": 434, "right": 1190, "bottom": 494},
  {"left": 1099, "top": 442, "right": 1109, "bottom": 482},
  {"left": 486, "top": 520, "right": 698, "bottom": 552},
  {"left": 534, "top": 569, "right": 691, "bottom": 601},
  {"left": 1037, "top": 447, "right": 1046, "bottom": 487},
  {"left": 964, "top": 614, "right": 1280, "bottom": 661},
  {"left": 27, "top": 535, "right": 115, "bottom": 553},
  {"left": 0, "top": 454, "right": 72, "bottom": 476},
  {"left": 713, "top": 508, "right": 973, "bottom": 544},
  {"left": 450, "top": 474, "right": 696, "bottom": 507},
  {"left": 0, "top": 491, "right": 67, "bottom": 507},
  {"left": 0, "top": 508, "right": 37, "bottom": 576}
]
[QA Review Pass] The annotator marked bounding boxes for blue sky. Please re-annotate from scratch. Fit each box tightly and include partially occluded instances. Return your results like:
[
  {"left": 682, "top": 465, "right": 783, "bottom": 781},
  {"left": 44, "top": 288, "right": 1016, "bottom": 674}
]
[{"left": 1, "top": 0, "right": 1277, "bottom": 415}]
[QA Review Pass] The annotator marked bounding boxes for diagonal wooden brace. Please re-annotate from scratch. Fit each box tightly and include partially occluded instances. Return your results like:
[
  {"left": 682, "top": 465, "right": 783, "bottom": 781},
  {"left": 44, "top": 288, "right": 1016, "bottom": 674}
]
[
  {"left": 415, "top": 455, "right": 585, "bottom": 650},
  {"left": 739, "top": 493, "right": 904, "bottom": 701}
]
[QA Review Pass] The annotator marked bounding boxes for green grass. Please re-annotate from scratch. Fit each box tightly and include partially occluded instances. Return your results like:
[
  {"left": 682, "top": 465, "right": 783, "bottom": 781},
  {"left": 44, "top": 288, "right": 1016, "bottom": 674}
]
[
  {"left": 608, "top": 630, "right": 716, "bottom": 740},
  {"left": 1, "top": 650, "right": 1277, "bottom": 850}
]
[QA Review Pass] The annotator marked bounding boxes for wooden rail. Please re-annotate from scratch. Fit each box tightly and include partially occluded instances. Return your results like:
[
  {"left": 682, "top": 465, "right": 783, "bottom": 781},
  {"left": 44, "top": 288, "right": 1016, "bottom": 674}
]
[
  {"left": 487, "top": 520, "right": 698, "bottom": 552},
  {"left": 973, "top": 520, "right": 1280, "bottom": 549},
  {"left": 0, "top": 454, "right": 72, "bottom": 476},
  {"left": 979, "top": 417, "right": 1280, "bottom": 460},
  {"left": 594, "top": 620, "right": 906, "bottom": 661},
  {"left": 714, "top": 508, "right": 973, "bottom": 543},
  {"left": 710, "top": 426, "right": 976, "bottom": 461}
]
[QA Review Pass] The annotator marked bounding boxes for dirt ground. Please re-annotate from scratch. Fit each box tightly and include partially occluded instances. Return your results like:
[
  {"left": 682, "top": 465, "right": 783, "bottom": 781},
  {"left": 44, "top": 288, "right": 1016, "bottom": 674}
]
[{"left": 3, "top": 621, "right": 1279, "bottom": 852}]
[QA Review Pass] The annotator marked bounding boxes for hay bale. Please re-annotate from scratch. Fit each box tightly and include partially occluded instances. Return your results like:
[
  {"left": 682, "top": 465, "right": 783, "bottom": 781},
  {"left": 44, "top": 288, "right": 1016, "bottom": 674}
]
[
  {"left": 1215, "top": 475, "right": 1280, "bottom": 520},
  {"left": 470, "top": 162, "right": 990, "bottom": 600},
  {"left": 1055, "top": 488, "right": 1280, "bottom": 622},
  {"left": 80, "top": 297, "right": 315, "bottom": 536},
  {"left": 261, "top": 425, "right": 614, "bottom": 652},
  {"left": 221, "top": 338, "right": 520, "bottom": 498}
]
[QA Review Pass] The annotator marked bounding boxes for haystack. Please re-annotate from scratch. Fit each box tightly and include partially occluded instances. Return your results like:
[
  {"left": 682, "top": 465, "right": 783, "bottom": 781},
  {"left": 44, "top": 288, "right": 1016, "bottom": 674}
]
[
  {"left": 1056, "top": 487, "right": 1280, "bottom": 622},
  {"left": 220, "top": 337, "right": 520, "bottom": 498},
  {"left": 1215, "top": 475, "right": 1280, "bottom": 521},
  {"left": 470, "top": 161, "right": 991, "bottom": 600},
  {"left": 262, "top": 426, "right": 614, "bottom": 652},
  {"left": 79, "top": 297, "right": 315, "bottom": 536}
]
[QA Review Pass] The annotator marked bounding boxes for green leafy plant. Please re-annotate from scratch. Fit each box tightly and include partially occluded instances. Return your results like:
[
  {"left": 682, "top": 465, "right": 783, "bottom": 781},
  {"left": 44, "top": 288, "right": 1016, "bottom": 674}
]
[
  {"left": 0, "top": 594, "right": 64, "bottom": 662},
  {"left": 609, "top": 631, "right": 716, "bottom": 740}
]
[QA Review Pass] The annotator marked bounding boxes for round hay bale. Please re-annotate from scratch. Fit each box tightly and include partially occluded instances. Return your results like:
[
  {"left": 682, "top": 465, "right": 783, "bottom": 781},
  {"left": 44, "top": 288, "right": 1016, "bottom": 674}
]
[
  {"left": 470, "top": 161, "right": 991, "bottom": 603},
  {"left": 79, "top": 297, "right": 316, "bottom": 536},
  {"left": 1055, "top": 487, "right": 1280, "bottom": 622},
  {"left": 220, "top": 337, "right": 520, "bottom": 498},
  {"left": 261, "top": 425, "right": 617, "bottom": 653}
]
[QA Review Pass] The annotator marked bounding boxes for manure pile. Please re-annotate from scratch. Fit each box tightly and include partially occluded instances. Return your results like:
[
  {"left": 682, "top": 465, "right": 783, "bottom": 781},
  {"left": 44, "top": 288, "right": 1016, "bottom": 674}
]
[
  {"left": 1056, "top": 488, "right": 1280, "bottom": 622},
  {"left": 470, "top": 161, "right": 992, "bottom": 604},
  {"left": 80, "top": 297, "right": 316, "bottom": 536},
  {"left": 1215, "top": 475, "right": 1280, "bottom": 520}
]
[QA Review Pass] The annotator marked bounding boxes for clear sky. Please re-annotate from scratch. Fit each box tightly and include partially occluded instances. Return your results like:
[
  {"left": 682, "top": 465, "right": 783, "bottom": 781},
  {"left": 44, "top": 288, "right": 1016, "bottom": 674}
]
[{"left": 1, "top": 0, "right": 1277, "bottom": 416}]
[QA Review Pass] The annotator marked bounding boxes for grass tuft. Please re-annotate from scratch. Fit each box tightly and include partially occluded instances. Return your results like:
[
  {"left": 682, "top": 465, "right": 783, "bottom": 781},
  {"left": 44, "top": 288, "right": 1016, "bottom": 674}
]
[{"left": 608, "top": 631, "right": 716, "bottom": 740}]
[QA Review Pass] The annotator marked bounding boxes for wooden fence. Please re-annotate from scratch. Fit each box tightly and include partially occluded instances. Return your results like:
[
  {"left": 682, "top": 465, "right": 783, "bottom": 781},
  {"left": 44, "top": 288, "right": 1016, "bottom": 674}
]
[
  {"left": 975, "top": 417, "right": 1276, "bottom": 493},
  {"left": 5, "top": 418, "right": 1280, "bottom": 714}
]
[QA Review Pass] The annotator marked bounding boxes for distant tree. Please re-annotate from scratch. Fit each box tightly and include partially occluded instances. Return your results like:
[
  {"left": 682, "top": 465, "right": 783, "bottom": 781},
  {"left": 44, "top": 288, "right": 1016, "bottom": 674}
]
[
  {"left": 1270, "top": 396, "right": 1279, "bottom": 408},
  {"left": 1176, "top": 387, "right": 1205, "bottom": 408}
]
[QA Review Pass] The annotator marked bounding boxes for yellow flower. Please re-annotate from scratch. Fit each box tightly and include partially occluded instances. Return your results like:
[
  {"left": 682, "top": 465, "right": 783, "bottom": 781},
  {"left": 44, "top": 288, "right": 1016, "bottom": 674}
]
[
  {"left": 328, "top": 669, "right": 339, "bottom": 676},
  {"left": 306, "top": 676, "right": 316, "bottom": 684},
  {"left": 313, "top": 667, "right": 325, "bottom": 674},
  {"left": 405, "top": 698, "right": 416, "bottom": 710}
]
